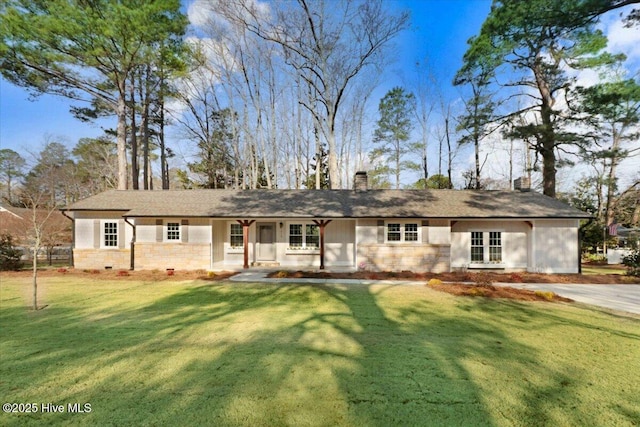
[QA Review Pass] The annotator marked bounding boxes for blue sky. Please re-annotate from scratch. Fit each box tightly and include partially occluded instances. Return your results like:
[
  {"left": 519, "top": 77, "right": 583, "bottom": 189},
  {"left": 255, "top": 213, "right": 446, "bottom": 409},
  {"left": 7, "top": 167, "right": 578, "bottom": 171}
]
[{"left": 0, "top": 0, "right": 492, "bottom": 162}]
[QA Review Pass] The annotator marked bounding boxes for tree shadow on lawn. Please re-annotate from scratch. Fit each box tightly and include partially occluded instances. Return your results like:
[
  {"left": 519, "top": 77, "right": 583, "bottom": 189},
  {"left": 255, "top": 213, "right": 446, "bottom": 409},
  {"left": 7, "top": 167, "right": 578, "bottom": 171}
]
[
  {"left": 2, "top": 282, "right": 638, "bottom": 426},
  {"left": 457, "top": 298, "right": 640, "bottom": 425}
]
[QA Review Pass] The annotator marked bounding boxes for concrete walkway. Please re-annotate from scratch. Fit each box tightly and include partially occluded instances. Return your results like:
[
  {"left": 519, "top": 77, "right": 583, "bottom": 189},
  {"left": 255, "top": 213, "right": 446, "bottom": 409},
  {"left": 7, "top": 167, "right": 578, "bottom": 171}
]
[{"left": 231, "top": 271, "right": 640, "bottom": 315}]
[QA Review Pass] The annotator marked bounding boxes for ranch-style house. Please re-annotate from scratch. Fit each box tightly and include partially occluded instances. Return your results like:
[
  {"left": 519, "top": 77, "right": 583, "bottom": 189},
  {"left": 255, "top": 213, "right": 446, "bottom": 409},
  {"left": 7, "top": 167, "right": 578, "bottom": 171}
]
[{"left": 64, "top": 172, "right": 590, "bottom": 274}]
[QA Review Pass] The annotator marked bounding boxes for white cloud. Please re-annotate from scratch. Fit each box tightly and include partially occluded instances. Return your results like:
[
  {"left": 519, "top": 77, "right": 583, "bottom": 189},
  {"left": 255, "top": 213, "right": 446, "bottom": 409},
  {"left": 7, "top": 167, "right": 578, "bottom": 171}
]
[
  {"left": 599, "top": 7, "right": 640, "bottom": 71},
  {"left": 187, "top": 0, "right": 271, "bottom": 32},
  {"left": 187, "top": 0, "right": 212, "bottom": 28}
]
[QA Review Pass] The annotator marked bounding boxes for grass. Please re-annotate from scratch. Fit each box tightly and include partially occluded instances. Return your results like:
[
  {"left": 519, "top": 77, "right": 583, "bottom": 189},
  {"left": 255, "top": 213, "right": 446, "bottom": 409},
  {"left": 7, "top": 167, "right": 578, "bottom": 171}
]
[
  {"left": 581, "top": 265, "right": 627, "bottom": 275},
  {"left": 1, "top": 276, "right": 639, "bottom": 426}
]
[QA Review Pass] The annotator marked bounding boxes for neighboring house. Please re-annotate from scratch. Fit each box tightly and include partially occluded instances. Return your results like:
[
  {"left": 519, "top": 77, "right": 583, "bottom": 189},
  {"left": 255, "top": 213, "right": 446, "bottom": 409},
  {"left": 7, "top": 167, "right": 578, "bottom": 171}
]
[
  {"left": 0, "top": 205, "right": 27, "bottom": 239},
  {"left": 0, "top": 204, "right": 72, "bottom": 261},
  {"left": 64, "top": 172, "right": 591, "bottom": 274}
]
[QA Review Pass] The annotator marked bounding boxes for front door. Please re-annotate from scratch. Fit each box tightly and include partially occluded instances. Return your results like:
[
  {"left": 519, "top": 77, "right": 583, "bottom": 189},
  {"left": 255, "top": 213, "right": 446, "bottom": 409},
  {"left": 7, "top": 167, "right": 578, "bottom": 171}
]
[{"left": 257, "top": 223, "right": 276, "bottom": 261}]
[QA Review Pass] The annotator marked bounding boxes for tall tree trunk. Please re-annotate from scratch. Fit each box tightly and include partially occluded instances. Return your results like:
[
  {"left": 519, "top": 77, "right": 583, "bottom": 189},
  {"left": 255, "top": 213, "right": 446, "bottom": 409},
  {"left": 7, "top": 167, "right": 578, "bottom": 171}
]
[
  {"left": 142, "top": 67, "right": 151, "bottom": 190},
  {"left": 315, "top": 125, "right": 321, "bottom": 190},
  {"left": 438, "top": 134, "right": 443, "bottom": 180},
  {"left": 422, "top": 125, "right": 429, "bottom": 182},
  {"left": 32, "top": 245, "right": 38, "bottom": 310},
  {"left": 508, "top": 139, "right": 514, "bottom": 190},
  {"left": 540, "top": 132, "right": 556, "bottom": 198},
  {"left": 475, "top": 134, "right": 481, "bottom": 189},
  {"left": 535, "top": 64, "right": 557, "bottom": 198},
  {"left": 605, "top": 129, "right": 622, "bottom": 226},
  {"left": 445, "top": 117, "right": 453, "bottom": 189},
  {"left": 159, "top": 96, "right": 169, "bottom": 190},
  {"left": 395, "top": 138, "right": 401, "bottom": 190},
  {"left": 130, "top": 78, "right": 139, "bottom": 190},
  {"left": 31, "top": 212, "right": 40, "bottom": 310},
  {"left": 117, "top": 84, "right": 129, "bottom": 190},
  {"left": 327, "top": 128, "right": 340, "bottom": 189}
]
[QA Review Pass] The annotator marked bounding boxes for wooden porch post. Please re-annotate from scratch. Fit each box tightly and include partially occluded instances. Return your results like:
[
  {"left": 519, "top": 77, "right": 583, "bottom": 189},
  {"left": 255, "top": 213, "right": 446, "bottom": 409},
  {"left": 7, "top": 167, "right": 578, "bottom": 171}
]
[
  {"left": 313, "top": 220, "right": 332, "bottom": 270},
  {"left": 237, "top": 220, "right": 255, "bottom": 269}
]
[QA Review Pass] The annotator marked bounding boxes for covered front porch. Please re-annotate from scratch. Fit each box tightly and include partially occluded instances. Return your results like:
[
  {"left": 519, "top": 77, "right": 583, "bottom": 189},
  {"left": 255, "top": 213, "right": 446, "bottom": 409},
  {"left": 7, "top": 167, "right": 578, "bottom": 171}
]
[{"left": 212, "top": 218, "right": 356, "bottom": 270}]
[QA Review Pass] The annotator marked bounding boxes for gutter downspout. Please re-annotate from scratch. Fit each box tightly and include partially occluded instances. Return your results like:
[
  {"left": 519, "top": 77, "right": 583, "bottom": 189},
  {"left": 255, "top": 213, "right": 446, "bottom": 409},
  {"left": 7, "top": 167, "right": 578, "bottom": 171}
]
[
  {"left": 578, "top": 218, "right": 594, "bottom": 274},
  {"left": 60, "top": 209, "right": 74, "bottom": 268},
  {"left": 124, "top": 217, "right": 136, "bottom": 271}
]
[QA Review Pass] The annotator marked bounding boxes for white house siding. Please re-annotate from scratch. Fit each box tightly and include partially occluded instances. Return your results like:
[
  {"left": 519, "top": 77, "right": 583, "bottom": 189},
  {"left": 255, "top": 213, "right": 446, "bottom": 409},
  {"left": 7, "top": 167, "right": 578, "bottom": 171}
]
[
  {"left": 73, "top": 211, "right": 132, "bottom": 270},
  {"left": 325, "top": 220, "right": 355, "bottom": 267},
  {"left": 187, "top": 218, "right": 211, "bottom": 243},
  {"left": 75, "top": 218, "right": 94, "bottom": 249},
  {"left": 211, "top": 221, "right": 226, "bottom": 268},
  {"left": 356, "top": 219, "right": 378, "bottom": 244},
  {"left": 427, "top": 219, "right": 451, "bottom": 244},
  {"left": 72, "top": 213, "right": 581, "bottom": 273},
  {"left": 355, "top": 219, "right": 450, "bottom": 273},
  {"left": 133, "top": 218, "right": 211, "bottom": 270},
  {"left": 533, "top": 219, "right": 580, "bottom": 273},
  {"left": 135, "top": 218, "right": 157, "bottom": 242},
  {"left": 73, "top": 211, "right": 133, "bottom": 249},
  {"left": 451, "top": 221, "right": 530, "bottom": 271}
]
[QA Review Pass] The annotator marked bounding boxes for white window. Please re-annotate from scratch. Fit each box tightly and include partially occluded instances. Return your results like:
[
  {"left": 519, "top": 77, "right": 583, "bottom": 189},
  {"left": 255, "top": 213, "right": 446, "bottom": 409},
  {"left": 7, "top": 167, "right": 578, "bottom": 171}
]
[
  {"left": 470, "top": 231, "right": 502, "bottom": 264},
  {"left": 387, "top": 223, "right": 401, "bottom": 241},
  {"left": 405, "top": 223, "right": 418, "bottom": 241},
  {"left": 166, "top": 221, "right": 180, "bottom": 241},
  {"left": 230, "top": 223, "right": 244, "bottom": 248},
  {"left": 386, "top": 222, "right": 420, "bottom": 243},
  {"left": 305, "top": 224, "right": 319, "bottom": 248},
  {"left": 288, "top": 223, "right": 319, "bottom": 249},
  {"left": 103, "top": 221, "right": 118, "bottom": 247},
  {"left": 489, "top": 232, "right": 502, "bottom": 263},
  {"left": 471, "top": 231, "right": 484, "bottom": 262}
]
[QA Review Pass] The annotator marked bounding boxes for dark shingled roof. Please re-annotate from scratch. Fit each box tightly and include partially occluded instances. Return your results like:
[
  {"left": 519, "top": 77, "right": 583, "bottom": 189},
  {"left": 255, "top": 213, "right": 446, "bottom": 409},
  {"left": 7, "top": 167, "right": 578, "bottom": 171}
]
[{"left": 66, "top": 189, "right": 591, "bottom": 219}]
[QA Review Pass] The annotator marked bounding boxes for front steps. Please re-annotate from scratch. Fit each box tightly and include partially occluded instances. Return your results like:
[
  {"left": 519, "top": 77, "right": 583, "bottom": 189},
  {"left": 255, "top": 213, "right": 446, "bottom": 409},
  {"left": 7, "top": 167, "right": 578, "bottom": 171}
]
[{"left": 251, "top": 261, "right": 280, "bottom": 267}]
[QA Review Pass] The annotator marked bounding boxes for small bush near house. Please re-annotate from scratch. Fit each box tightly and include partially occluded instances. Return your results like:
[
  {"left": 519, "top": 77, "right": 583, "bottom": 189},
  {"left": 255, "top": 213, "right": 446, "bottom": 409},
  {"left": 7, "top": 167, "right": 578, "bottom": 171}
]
[
  {"left": 273, "top": 270, "right": 290, "bottom": 278},
  {"left": 427, "top": 278, "right": 442, "bottom": 287},
  {"left": 621, "top": 249, "right": 640, "bottom": 276},
  {"left": 0, "top": 233, "right": 23, "bottom": 271},
  {"left": 468, "top": 287, "right": 489, "bottom": 296},
  {"left": 535, "top": 290, "right": 556, "bottom": 301}
]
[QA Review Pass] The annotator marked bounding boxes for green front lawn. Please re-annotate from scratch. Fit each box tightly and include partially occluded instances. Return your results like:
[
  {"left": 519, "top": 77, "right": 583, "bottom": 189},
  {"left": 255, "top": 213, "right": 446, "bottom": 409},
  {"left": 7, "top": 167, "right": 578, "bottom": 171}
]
[
  {"left": 581, "top": 264, "right": 627, "bottom": 275},
  {"left": 1, "top": 276, "right": 639, "bottom": 426}
]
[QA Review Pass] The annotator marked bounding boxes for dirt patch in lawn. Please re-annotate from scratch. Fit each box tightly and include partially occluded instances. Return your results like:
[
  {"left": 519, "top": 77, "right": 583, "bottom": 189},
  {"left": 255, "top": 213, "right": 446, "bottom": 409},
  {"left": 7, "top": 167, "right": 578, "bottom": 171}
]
[
  {"left": 0, "top": 268, "right": 238, "bottom": 282},
  {"left": 267, "top": 270, "right": 639, "bottom": 284},
  {"left": 426, "top": 282, "right": 573, "bottom": 303}
]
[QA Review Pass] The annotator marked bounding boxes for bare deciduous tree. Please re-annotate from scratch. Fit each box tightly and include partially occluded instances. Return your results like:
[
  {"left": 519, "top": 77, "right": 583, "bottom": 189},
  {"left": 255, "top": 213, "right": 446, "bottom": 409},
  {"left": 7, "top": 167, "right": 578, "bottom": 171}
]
[{"left": 222, "top": 0, "right": 409, "bottom": 189}]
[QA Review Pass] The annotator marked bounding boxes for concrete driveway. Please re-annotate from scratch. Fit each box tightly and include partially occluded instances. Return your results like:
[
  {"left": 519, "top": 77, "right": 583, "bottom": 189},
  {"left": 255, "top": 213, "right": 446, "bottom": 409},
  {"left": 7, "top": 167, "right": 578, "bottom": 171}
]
[{"left": 496, "top": 283, "right": 640, "bottom": 315}]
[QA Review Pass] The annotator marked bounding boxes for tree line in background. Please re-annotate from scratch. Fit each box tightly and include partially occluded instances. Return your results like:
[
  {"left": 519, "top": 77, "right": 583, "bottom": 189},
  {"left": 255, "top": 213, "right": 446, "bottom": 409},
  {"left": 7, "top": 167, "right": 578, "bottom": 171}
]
[{"left": 1, "top": 0, "right": 639, "bottom": 256}]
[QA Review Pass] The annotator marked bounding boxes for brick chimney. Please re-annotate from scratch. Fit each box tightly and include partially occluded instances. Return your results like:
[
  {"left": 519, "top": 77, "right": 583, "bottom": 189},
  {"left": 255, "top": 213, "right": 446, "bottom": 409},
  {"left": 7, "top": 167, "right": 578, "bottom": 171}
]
[
  {"left": 354, "top": 171, "right": 368, "bottom": 192},
  {"left": 513, "top": 177, "right": 531, "bottom": 192}
]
